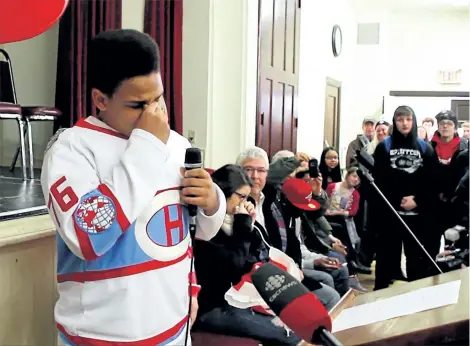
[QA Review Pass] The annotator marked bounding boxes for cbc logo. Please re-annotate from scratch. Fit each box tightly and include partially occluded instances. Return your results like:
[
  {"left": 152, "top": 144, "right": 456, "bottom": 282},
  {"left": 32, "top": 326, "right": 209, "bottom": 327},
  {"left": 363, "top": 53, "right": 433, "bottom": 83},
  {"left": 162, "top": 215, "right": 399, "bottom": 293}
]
[
  {"left": 135, "top": 188, "right": 190, "bottom": 262},
  {"left": 265, "top": 274, "right": 285, "bottom": 291}
]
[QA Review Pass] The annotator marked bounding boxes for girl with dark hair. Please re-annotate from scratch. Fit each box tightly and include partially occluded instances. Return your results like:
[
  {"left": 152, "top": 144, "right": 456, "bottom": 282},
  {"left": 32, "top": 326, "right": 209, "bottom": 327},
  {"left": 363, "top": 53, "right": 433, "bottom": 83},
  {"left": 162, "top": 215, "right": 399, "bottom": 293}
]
[
  {"left": 319, "top": 147, "right": 342, "bottom": 190},
  {"left": 373, "top": 105, "right": 437, "bottom": 290},
  {"left": 193, "top": 164, "right": 304, "bottom": 346}
]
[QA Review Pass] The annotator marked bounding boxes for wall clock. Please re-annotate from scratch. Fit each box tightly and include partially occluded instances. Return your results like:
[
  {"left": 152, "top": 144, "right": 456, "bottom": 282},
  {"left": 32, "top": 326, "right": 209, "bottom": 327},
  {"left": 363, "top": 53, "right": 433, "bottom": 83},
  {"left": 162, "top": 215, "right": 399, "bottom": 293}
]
[{"left": 332, "top": 24, "right": 342, "bottom": 57}]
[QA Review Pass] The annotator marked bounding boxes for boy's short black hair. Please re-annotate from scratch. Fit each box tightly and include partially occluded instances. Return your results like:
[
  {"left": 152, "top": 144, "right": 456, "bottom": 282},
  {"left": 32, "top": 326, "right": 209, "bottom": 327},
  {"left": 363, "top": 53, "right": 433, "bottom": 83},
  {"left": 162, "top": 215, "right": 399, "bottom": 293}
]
[{"left": 88, "top": 29, "right": 160, "bottom": 96}]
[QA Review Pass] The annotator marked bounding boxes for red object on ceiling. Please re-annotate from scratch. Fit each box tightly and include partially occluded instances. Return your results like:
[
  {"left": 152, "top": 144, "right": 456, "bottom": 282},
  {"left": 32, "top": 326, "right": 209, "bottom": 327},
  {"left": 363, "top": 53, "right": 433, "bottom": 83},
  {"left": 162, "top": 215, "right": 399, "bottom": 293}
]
[{"left": 0, "top": 0, "right": 69, "bottom": 44}]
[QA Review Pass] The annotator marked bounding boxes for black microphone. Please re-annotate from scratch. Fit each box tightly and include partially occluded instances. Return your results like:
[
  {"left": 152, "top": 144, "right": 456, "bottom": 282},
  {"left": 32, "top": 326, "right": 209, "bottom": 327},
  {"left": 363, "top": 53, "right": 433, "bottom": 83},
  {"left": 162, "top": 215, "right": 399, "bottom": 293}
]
[
  {"left": 184, "top": 148, "right": 203, "bottom": 217},
  {"left": 252, "top": 263, "right": 343, "bottom": 346}
]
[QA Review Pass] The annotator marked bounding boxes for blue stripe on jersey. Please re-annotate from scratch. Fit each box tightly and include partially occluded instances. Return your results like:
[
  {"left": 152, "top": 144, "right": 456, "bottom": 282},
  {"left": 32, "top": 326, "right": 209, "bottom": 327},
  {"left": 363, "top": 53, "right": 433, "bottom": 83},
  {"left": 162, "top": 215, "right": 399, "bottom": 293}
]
[
  {"left": 73, "top": 189, "right": 123, "bottom": 256},
  {"left": 158, "top": 324, "right": 186, "bottom": 346},
  {"left": 58, "top": 332, "right": 78, "bottom": 346}
]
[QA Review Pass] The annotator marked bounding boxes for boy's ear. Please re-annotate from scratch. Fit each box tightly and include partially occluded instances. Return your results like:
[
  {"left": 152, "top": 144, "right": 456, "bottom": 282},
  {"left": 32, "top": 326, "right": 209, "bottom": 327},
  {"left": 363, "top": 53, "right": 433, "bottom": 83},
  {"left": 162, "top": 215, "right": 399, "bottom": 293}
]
[{"left": 91, "top": 88, "right": 109, "bottom": 111}]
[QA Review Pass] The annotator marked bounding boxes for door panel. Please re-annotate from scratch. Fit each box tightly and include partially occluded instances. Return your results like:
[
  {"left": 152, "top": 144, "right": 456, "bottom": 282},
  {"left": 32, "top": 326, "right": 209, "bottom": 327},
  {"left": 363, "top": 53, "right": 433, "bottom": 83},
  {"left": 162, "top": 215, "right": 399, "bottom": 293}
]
[
  {"left": 451, "top": 99, "right": 469, "bottom": 125},
  {"left": 324, "top": 79, "right": 341, "bottom": 149},
  {"left": 257, "top": 0, "right": 301, "bottom": 158}
]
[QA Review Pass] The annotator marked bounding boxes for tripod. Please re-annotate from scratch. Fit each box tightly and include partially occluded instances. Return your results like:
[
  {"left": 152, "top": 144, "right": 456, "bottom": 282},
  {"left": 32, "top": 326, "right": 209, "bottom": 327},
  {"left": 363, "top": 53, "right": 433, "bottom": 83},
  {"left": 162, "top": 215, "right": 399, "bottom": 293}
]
[{"left": 358, "top": 164, "right": 443, "bottom": 275}]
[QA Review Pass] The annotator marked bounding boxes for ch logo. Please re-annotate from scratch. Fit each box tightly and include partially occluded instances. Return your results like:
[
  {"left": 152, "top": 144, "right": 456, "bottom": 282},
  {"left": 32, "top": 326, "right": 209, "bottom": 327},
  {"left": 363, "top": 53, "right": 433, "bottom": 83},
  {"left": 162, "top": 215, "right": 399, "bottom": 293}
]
[{"left": 135, "top": 188, "right": 190, "bottom": 261}]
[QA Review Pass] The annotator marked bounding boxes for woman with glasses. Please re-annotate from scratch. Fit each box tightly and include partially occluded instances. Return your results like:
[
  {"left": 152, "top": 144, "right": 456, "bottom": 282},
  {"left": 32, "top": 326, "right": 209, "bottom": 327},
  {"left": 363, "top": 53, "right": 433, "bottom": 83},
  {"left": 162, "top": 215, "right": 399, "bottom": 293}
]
[
  {"left": 193, "top": 164, "right": 306, "bottom": 346},
  {"left": 319, "top": 147, "right": 342, "bottom": 190}
]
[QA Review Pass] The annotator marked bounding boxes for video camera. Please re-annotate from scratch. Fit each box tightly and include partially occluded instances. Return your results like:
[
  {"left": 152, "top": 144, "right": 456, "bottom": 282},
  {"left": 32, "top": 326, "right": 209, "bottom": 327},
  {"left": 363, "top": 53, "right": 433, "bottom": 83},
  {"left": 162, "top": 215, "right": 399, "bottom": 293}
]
[{"left": 437, "top": 225, "right": 469, "bottom": 272}]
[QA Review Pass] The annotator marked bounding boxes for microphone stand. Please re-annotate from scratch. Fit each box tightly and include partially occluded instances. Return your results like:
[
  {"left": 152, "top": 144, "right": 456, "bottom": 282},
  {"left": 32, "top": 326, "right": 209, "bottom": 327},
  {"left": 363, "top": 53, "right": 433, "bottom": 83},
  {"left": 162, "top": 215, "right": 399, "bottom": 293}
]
[
  {"left": 358, "top": 164, "right": 443, "bottom": 275},
  {"left": 312, "top": 327, "right": 343, "bottom": 346}
]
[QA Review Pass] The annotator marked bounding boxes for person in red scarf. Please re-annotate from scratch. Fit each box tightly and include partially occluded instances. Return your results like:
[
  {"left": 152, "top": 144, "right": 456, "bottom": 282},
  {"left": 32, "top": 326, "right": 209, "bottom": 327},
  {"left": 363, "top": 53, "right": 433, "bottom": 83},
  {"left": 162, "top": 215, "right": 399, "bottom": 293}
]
[{"left": 431, "top": 110, "right": 468, "bottom": 238}]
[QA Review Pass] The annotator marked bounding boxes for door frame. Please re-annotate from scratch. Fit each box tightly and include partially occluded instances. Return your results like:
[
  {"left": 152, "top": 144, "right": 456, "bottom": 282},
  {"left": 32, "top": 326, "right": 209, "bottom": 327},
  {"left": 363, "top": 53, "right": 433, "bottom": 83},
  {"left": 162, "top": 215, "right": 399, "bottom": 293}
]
[
  {"left": 451, "top": 99, "right": 469, "bottom": 124},
  {"left": 325, "top": 77, "right": 342, "bottom": 149}
]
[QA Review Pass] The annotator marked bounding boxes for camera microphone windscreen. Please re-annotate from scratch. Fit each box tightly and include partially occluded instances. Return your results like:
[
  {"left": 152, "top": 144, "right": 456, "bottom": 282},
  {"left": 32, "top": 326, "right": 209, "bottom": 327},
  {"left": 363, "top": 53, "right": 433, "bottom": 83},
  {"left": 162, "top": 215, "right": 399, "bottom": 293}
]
[
  {"left": 251, "top": 263, "right": 334, "bottom": 343},
  {"left": 184, "top": 148, "right": 203, "bottom": 217}
]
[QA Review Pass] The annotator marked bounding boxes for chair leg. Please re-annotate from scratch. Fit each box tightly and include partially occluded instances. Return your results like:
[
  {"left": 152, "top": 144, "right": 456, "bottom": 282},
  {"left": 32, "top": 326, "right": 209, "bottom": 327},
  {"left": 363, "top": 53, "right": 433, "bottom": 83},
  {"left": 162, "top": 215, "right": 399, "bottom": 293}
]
[
  {"left": 26, "top": 118, "right": 34, "bottom": 179},
  {"left": 15, "top": 119, "right": 27, "bottom": 180},
  {"left": 9, "top": 123, "right": 27, "bottom": 173}
]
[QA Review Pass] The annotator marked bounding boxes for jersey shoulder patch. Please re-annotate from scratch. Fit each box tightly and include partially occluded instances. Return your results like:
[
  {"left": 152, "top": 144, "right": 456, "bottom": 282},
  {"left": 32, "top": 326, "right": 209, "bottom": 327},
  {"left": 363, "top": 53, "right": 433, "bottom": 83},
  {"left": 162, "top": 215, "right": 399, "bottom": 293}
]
[{"left": 45, "top": 128, "right": 67, "bottom": 154}]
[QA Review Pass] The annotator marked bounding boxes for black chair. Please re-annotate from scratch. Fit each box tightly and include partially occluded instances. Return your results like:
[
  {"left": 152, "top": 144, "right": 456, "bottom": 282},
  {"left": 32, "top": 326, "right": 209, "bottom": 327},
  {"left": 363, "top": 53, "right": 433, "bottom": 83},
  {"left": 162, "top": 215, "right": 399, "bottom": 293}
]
[{"left": 0, "top": 49, "right": 27, "bottom": 179}]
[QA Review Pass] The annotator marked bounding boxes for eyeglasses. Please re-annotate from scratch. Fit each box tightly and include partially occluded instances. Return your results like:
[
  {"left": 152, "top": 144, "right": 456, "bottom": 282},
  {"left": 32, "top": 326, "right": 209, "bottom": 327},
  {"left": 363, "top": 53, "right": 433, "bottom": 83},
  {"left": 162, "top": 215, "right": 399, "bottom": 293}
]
[
  {"left": 234, "top": 192, "right": 248, "bottom": 200},
  {"left": 244, "top": 167, "right": 268, "bottom": 175}
]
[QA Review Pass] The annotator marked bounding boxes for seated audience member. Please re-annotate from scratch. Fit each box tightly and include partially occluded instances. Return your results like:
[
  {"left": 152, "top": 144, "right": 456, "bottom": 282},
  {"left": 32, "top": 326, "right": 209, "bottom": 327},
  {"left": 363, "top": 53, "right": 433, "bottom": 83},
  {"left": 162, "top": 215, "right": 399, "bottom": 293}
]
[
  {"left": 319, "top": 147, "right": 342, "bottom": 190},
  {"left": 193, "top": 165, "right": 304, "bottom": 346},
  {"left": 326, "top": 167, "right": 372, "bottom": 276},
  {"left": 236, "top": 147, "right": 340, "bottom": 311},
  {"left": 267, "top": 153, "right": 348, "bottom": 261}
]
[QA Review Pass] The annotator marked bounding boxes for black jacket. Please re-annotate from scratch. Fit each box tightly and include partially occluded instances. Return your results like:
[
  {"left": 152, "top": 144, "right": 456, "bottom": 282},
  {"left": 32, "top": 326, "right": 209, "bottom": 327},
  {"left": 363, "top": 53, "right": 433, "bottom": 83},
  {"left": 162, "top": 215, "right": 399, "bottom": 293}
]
[
  {"left": 431, "top": 136, "right": 468, "bottom": 200},
  {"left": 373, "top": 114, "right": 437, "bottom": 215},
  {"left": 194, "top": 214, "right": 267, "bottom": 315},
  {"left": 261, "top": 183, "right": 302, "bottom": 268}
]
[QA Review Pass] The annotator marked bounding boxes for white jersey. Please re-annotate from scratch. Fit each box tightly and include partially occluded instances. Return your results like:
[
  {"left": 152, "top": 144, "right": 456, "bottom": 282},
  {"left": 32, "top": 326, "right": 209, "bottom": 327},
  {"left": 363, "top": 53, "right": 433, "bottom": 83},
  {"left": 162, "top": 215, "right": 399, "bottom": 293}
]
[{"left": 41, "top": 116, "right": 225, "bottom": 345}]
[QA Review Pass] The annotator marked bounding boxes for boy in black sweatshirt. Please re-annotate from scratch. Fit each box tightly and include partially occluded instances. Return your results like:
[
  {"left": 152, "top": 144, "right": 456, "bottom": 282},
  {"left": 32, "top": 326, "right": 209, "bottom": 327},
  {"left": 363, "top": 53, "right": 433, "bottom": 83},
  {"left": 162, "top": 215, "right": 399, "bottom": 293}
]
[{"left": 372, "top": 106, "right": 438, "bottom": 290}]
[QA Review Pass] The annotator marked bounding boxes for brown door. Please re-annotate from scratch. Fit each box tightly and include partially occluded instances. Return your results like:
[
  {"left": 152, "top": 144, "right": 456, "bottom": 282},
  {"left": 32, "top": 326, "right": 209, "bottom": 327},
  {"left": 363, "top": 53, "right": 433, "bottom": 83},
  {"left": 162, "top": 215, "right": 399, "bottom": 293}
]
[
  {"left": 256, "top": 0, "right": 301, "bottom": 158},
  {"left": 451, "top": 99, "right": 469, "bottom": 125},
  {"left": 324, "top": 78, "right": 341, "bottom": 149}
]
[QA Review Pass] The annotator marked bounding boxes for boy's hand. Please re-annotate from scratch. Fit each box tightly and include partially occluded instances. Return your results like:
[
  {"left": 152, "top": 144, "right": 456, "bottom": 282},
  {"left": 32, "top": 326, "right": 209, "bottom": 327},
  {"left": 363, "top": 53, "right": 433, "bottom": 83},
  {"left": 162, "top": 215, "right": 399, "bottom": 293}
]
[
  {"left": 135, "top": 100, "right": 170, "bottom": 144},
  {"left": 180, "top": 168, "right": 219, "bottom": 216}
]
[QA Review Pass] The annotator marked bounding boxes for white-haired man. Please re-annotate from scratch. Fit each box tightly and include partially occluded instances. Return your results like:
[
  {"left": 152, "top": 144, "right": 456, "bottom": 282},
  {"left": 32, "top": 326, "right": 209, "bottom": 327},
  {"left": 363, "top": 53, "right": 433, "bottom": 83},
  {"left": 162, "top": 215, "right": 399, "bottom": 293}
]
[{"left": 236, "top": 147, "right": 340, "bottom": 310}]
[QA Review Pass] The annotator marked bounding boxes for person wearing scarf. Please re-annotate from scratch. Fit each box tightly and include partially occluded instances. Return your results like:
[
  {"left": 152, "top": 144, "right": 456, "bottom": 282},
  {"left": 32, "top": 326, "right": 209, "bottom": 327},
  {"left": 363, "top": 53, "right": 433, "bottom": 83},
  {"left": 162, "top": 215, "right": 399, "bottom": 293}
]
[
  {"left": 431, "top": 110, "right": 469, "bottom": 241},
  {"left": 372, "top": 106, "right": 437, "bottom": 290}
]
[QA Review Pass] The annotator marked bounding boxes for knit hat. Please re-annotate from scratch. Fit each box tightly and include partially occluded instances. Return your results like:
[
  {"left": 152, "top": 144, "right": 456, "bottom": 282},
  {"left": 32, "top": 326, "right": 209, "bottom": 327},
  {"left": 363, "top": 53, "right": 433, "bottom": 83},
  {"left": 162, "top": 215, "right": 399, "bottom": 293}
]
[{"left": 436, "top": 110, "right": 458, "bottom": 128}]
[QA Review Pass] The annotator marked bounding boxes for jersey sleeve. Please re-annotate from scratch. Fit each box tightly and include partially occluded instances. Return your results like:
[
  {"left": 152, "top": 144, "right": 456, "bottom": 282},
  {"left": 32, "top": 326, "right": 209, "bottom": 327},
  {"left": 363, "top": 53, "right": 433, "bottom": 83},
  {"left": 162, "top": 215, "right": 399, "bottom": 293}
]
[
  {"left": 194, "top": 184, "right": 226, "bottom": 241},
  {"left": 41, "top": 129, "right": 169, "bottom": 260}
]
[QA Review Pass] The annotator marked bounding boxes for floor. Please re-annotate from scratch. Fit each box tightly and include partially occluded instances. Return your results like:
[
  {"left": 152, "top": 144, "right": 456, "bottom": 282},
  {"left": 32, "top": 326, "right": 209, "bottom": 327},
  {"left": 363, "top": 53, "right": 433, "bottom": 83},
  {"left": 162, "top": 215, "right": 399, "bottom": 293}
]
[{"left": 0, "top": 166, "right": 47, "bottom": 221}]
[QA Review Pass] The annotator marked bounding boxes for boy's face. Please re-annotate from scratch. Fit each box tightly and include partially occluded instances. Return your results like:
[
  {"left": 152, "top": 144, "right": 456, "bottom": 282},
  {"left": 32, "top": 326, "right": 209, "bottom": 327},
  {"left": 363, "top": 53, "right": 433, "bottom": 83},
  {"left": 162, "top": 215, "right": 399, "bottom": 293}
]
[{"left": 93, "top": 71, "right": 166, "bottom": 137}]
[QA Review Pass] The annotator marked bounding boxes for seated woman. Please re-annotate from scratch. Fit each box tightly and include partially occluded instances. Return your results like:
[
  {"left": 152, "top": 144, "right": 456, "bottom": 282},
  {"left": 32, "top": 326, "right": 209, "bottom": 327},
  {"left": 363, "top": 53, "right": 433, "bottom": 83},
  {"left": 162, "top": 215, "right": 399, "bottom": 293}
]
[
  {"left": 193, "top": 164, "right": 305, "bottom": 346},
  {"left": 326, "top": 167, "right": 371, "bottom": 276}
]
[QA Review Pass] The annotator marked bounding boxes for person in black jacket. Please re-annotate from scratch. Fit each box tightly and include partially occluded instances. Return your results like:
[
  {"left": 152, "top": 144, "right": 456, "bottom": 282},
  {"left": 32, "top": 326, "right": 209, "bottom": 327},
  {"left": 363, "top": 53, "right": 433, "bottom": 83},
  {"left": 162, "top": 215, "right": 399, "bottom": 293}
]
[
  {"left": 373, "top": 105, "right": 438, "bottom": 290},
  {"left": 193, "top": 164, "right": 303, "bottom": 346},
  {"left": 431, "top": 110, "right": 469, "bottom": 235}
]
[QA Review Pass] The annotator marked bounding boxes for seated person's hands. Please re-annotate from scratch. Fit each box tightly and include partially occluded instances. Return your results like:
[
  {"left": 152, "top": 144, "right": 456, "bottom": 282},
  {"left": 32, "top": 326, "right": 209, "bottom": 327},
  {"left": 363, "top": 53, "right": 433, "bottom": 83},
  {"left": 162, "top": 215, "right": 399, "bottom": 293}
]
[
  {"left": 180, "top": 168, "right": 219, "bottom": 216},
  {"left": 237, "top": 200, "right": 257, "bottom": 222},
  {"left": 314, "top": 257, "right": 341, "bottom": 270},
  {"left": 329, "top": 235, "right": 347, "bottom": 256},
  {"left": 308, "top": 175, "right": 322, "bottom": 196},
  {"left": 401, "top": 195, "right": 417, "bottom": 211}
]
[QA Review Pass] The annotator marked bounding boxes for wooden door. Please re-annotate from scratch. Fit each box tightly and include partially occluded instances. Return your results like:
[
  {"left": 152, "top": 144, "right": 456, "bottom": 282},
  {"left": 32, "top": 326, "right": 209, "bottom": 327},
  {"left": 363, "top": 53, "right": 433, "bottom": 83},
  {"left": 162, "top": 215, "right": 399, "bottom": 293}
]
[
  {"left": 324, "top": 78, "right": 341, "bottom": 149},
  {"left": 256, "top": 0, "right": 301, "bottom": 158},
  {"left": 451, "top": 99, "right": 469, "bottom": 125}
]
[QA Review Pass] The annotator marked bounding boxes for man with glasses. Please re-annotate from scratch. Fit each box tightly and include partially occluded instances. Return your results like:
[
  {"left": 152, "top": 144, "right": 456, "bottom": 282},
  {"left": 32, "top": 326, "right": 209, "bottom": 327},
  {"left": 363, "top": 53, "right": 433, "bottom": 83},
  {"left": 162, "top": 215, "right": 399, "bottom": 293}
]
[{"left": 235, "top": 147, "right": 340, "bottom": 311}]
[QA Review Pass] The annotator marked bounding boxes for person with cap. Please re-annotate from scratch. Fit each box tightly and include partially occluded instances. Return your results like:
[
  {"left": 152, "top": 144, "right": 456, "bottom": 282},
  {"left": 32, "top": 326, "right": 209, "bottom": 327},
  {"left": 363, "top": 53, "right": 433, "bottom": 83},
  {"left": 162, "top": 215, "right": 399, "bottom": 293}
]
[
  {"left": 345, "top": 116, "right": 376, "bottom": 167},
  {"left": 373, "top": 105, "right": 437, "bottom": 290},
  {"left": 431, "top": 110, "right": 468, "bottom": 241},
  {"left": 235, "top": 147, "right": 340, "bottom": 311}
]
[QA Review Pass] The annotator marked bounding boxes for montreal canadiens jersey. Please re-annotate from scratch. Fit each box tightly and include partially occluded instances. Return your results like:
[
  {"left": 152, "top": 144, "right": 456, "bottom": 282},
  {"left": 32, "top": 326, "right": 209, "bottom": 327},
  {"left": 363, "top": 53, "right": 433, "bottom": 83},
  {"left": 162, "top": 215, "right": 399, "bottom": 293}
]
[{"left": 41, "top": 116, "right": 225, "bottom": 345}]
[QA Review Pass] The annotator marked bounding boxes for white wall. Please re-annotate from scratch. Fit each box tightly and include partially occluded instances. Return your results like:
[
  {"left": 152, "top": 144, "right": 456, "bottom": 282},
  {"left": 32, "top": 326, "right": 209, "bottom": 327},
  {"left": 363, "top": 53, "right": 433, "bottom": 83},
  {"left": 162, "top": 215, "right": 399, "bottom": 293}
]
[{"left": 388, "top": 8, "right": 469, "bottom": 91}]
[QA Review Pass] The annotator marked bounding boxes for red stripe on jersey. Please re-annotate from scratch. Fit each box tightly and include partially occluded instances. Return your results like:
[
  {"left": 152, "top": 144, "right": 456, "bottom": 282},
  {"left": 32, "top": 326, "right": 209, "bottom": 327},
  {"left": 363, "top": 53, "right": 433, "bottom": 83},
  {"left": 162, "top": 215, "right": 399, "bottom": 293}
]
[
  {"left": 57, "top": 315, "right": 188, "bottom": 346},
  {"left": 98, "top": 184, "right": 131, "bottom": 231},
  {"left": 73, "top": 221, "right": 99, "bottom": 260},
  {"left": 57, "top": 251, "right": 190, "bottom": 283},
  {"left": 75, "top": 118, "right": 128, "bottom": 139}
]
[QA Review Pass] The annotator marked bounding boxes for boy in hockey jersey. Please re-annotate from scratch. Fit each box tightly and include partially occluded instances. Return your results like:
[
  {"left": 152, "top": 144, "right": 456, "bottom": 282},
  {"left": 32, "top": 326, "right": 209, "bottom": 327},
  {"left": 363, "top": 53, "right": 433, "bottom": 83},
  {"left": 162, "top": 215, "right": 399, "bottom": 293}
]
[{"left": 42, "top": 29, "right": 226, "bottom": 345}]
